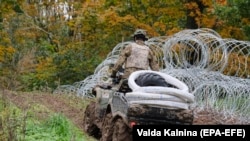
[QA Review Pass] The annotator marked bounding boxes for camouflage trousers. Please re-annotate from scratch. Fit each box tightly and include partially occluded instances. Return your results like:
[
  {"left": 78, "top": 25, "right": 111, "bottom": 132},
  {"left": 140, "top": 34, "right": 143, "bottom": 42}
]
[{"left": 121, "top": 67, "right": 144, "bottom": 79}]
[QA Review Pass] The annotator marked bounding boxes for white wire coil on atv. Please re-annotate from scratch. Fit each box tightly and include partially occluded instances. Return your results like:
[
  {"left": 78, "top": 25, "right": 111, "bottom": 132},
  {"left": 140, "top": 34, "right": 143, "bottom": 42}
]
[
  {"left": 128, "top": 70, "right": 189, "bottom": 91},
  {"left": 133, "top": 87, "right": 195, "bottom": 103},
  {"left": 126, "top": 89, "right": 194, "bottom": 103},
  {"left": 129, "top": 100, "right": 189, "bottom": 109},
  {"left": 125, "top": 92, "right": 186, "bottom": 103},
  {"left": 127, "top": 70, "right": 194, "bottom": 109}
]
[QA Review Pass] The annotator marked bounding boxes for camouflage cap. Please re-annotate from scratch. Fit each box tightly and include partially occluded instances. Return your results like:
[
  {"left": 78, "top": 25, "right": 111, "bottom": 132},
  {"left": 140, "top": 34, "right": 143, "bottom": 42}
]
[{"left": 132, "top": 29, "right": 149, "bottom": 40}]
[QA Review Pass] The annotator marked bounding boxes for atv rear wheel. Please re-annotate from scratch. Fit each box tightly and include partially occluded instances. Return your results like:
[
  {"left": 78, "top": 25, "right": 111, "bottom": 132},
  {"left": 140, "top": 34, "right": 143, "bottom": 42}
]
[
  {"left": 112, "top": 118, "right": 132, "bottom": 141},
  {"left": 100, "top": 113, "right": 114, "bottom": 141},
  {"left": 100, "top": 114, "right": 132, "bottom": 141},
  {"left": 83, "top": 101, "right": 101, "bottom": 138}
]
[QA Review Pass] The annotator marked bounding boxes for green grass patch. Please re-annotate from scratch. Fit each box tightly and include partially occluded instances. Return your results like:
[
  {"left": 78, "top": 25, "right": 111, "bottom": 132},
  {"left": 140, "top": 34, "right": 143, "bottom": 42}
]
[
  {"left": 25, "top": 113, "right": 86, "bottom": 141},
  {"left": 0, "top": 91, "right": 96, "bottom": 141}
]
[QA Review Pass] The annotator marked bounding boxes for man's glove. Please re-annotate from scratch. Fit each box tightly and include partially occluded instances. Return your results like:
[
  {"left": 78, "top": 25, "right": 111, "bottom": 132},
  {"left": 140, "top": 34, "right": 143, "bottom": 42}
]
[
  {"left": 110, "top": 68, "right": 116, "bottom": 78},
  {"left": 110, "top": 72, "right": 116, "bottom": 78}
]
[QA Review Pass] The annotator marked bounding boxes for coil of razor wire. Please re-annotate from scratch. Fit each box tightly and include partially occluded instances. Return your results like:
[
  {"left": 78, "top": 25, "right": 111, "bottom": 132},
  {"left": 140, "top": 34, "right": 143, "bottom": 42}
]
[{"left": 54, "top": 28, "right": 250, "bottom": 123}]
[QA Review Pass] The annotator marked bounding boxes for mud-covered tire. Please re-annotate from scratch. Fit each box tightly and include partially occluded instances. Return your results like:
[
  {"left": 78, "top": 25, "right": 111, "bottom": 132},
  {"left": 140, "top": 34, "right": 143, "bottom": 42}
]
[
  {"left": 112, "top": 118, "right": 132, "bottom": 141},
  {"left": 100, "top": 113, "right": 114, "bottom": 141},
  {"left": 83, "top": 101, "right": 100, "bottom": 138},
  {"left": 135, "top": 73, "right": 176, "bottom": 88},
  {"left": 175, "top": 109, "right": 194, "bottom": 124}
]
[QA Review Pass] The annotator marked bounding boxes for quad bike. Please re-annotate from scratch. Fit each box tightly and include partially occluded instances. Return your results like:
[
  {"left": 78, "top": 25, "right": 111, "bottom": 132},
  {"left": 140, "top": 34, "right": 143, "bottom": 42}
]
[{"left": 83, "top": 70, "right": 195, "bottom": 141}]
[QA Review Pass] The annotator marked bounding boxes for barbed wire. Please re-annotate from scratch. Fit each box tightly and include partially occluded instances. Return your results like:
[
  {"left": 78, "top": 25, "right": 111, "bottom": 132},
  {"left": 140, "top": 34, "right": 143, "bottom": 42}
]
[{"left": 54, "top": 28, "right": 250, "bottom": 123}]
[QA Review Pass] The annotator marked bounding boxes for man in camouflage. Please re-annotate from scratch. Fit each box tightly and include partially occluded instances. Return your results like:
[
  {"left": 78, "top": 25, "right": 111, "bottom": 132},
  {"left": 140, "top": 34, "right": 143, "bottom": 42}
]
[{"left": 110, "top": 29, "right": 159, "bottom": 90}]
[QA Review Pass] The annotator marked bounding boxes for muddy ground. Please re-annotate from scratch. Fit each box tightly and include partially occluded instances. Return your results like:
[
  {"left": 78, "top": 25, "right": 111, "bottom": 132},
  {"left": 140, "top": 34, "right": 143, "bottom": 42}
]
[{"left": 1, "top": 90, "right": 248, "bottom": 140}]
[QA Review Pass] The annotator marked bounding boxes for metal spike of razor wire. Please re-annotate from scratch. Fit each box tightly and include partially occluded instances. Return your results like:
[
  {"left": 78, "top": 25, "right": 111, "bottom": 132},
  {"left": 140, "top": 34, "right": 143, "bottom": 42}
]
[{"left": 54, "top": 28, "right": 250, "bottom": 123}]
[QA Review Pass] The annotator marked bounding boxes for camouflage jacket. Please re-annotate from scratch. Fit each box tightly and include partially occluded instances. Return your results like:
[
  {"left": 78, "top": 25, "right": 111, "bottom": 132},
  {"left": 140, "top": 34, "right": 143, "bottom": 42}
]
[{"left": 111, "top": 40, "right": 159, "bottom": 79}]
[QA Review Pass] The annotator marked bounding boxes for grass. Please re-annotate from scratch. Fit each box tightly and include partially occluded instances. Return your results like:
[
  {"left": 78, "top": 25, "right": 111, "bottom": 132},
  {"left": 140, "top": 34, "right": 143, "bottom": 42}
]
[
  {"left": 25, "top": 113, "right": 86, "bottom": 141},
  {"left": 0, "top": 90, "right": 97, "bottom": 141}
]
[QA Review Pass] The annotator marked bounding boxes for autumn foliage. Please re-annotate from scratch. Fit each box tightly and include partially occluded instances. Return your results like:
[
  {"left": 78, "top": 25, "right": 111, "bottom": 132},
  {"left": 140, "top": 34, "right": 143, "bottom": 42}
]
[{"left": 0, "top": 0, "right": 249, "bottom": 91}]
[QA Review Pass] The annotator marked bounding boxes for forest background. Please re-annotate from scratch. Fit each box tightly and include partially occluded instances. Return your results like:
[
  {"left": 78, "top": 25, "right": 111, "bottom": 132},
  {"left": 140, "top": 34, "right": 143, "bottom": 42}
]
[{"left": 1, "top": 0, "right": 250, "bottom": 91}]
